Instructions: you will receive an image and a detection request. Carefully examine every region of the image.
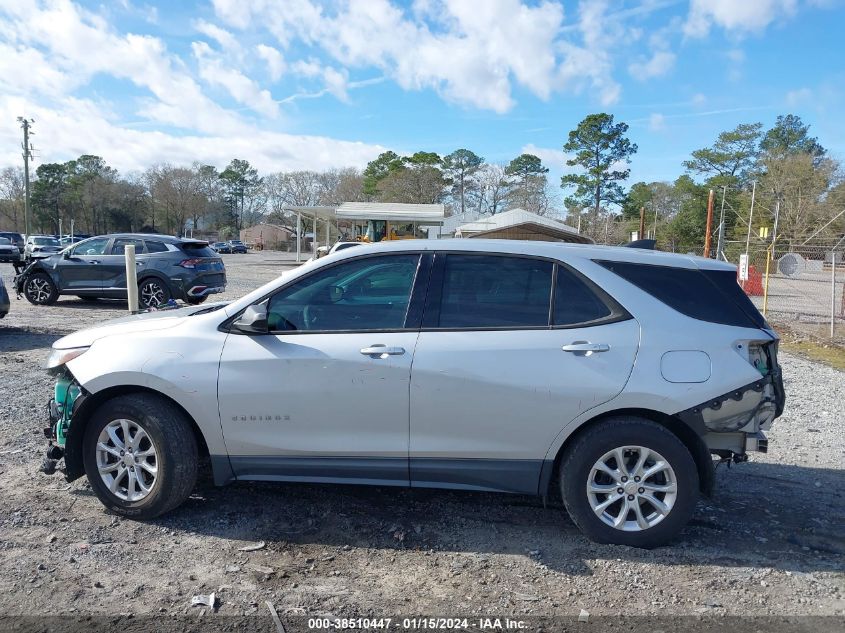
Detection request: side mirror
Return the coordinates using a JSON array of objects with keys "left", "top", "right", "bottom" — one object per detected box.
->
[
  {"left": 233, "top": 304, "right": 268, "bottom": 334},
  {"left": 63, "top": 250, "right": 71, "bottom": 259}
]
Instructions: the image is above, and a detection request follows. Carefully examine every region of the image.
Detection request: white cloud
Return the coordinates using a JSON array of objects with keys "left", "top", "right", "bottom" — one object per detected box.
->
[
  {"left": 192, "top": 41, "right": 280, "bottom": 118},
  {"left": 648, "top": 112, "right": 666, "bottom": 131},
  {"left": 256, "top": 44, "right": 286, "bottom": 81},
  {"left": 212, "top": 0, "right": 623, "bottom": 112},
  {"left": 684, "top": 0, "right": 798, "bottom": 37},
  {"left": 628, "top": 50, "right": 676, "bottom": 81},
  {"left": 521, "top": 144, "right": 572, "bottom": 171},
  {"left": 785, "top": 87, "right": 813, "bottom": 106},
  {"left": 193, "top": 19, "right": 238, "bottom": 50},
  {"left": 0, "top": 93, "right": 385, "bottom": 174},
  {"left": 0, "top": 0, "right": 386, "bottom": 174}
]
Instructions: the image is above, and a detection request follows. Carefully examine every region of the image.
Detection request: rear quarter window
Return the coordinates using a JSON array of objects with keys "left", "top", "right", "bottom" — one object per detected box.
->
[
  {"left": 145, "top": 240, "right": 169, "bottom": 253},
  {"left": 596, "top": 260, "right": 768, "bottom": 329},
  {"left": 179, "top": 242, "right": 218, "bottom": 258}
]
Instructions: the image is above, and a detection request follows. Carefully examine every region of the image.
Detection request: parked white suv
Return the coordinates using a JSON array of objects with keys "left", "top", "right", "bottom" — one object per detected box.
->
[{"left": 43, "top": 240, "right": 783, "bottom": 548}]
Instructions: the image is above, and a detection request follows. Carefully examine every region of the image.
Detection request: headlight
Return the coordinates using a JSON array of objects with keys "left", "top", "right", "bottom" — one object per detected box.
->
[{"left": 46, "top": 346, "right": 90, "bottom": 370}]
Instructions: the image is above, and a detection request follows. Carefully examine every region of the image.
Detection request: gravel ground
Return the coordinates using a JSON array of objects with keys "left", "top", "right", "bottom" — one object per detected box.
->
[{"left": 0, "top": 252, "right": 842, "bottom": 621}]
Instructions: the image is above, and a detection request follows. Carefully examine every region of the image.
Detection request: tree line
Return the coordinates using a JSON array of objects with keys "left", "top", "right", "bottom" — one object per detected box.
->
[{"left": 0, "top": 112, "right": 842, "bottom": 252}]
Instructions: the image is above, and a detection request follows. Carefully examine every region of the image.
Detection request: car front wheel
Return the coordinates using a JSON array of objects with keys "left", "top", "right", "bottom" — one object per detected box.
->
[
  {"left": 23, "top": 272, "right": 59, "bottom": 305},
  {"left": 559, "top": 416, "right": 699, "bottom": 548},
  {"left": 82, "top": 394, "right": 198, "bottom": 519}
]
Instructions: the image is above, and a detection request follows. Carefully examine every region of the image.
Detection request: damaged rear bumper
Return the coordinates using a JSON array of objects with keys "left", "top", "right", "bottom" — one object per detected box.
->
[{"left": 677, "top": 360, "right": 785, "bottom": 457}]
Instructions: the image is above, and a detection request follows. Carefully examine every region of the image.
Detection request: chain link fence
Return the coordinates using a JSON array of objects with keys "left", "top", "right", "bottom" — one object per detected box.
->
[{"left": 721, "top": 239, "right": 845, "bottom": 344}]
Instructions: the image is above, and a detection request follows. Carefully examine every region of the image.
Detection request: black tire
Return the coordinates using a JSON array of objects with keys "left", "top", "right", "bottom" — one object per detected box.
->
[
  {"left": 559, "top": 416, "right": 699, "bottom": 548},
  {"left": 184, "top": 295, "right": 208, "bottom": 305},
  {"left": 138, "top": 277, "right": 171, "bottom": 309},
  {"left": 82, "top": 393, "right": 198, "bottom": 519},
  {"left": 23, "top": 272, "right": 59, "bottom": 305}
]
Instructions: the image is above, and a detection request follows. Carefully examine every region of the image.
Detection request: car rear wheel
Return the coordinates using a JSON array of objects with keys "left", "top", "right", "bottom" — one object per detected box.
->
[
  {"left": 138, "top": 278, "right": 171, "bottom": 309},
  {"left": 23, "top": 272, "right": 59, "bottom": 305},
  {"left": 559, "top": 416, "right": 699, "bottom": 548},
  {"left": 82, "top": 394, "right": 198, "bottom": 519}
]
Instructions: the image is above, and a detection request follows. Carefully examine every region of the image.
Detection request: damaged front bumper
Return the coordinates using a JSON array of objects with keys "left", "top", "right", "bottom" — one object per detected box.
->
[{"left": 41, "top": 372, "right": 82, "bottom": 476}]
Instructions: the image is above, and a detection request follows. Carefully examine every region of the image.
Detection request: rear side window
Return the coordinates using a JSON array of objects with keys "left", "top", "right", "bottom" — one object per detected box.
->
[
  {"left": 596, "top": 260, "right": 768, "bottom": 329},
  {"left": 179, "top": 242, "right": 217, "bottom": 258},
  {"left": 111, "top": 238, "right": 146, "bottom": 255},
  {"left": 434, "top": 255, "right": 553, "bottom": 329},
  {"left": 553, "top": 265, "right": 615, "bottom": 326},
  {"left": 145, "top": 240, "right": 168, "bottom": 253}
]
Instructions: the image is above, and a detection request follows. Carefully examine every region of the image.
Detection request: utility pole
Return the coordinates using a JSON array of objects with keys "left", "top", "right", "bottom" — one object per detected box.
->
[
  {"left": 638, "top": 206, "right": 645, "bottom": 241},
  {"left": 715, "top": 186, "right": 727, "bottom": 261},
  {"left": 17, "top": 117, "right": 34, "bottom": 237},
  {"left": 744, "top": 181, "right": 757, "bottom": 259},
  {"left": 703, "top": 189, "right": 715, "bottom": 258}
]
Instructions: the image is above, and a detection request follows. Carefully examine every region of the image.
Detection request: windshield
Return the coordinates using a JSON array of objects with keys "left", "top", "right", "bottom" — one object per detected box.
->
[{"left": 34, "top": 237, "right": 60, "bottom": 246}]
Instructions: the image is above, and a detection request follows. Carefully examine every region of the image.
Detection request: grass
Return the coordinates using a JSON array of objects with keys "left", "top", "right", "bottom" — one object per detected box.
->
[{"left": 779, "top": 338, "right": 845, "bottom": 371}]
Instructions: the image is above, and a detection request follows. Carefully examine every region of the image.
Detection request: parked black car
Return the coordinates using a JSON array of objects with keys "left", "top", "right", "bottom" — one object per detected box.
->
[
  {"left": 228, "top": 239, "right": 247, "bottom": 253},
  {"left": 0, "top": 231, "right": 24, "bottom": 252},
  {"left": 0, "top": 237, "right": 21, "bottom": 263},
  {"left": 212, "top": 241, "right": 233, "bottom": 253},
  {"left": 15, "top": 233, "right": 226, "bottom": 308}
]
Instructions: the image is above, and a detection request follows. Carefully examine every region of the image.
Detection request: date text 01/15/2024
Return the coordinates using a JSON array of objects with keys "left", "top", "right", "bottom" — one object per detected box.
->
[{"left": 306, "top": 618, "right": 528, "bottom": 630}]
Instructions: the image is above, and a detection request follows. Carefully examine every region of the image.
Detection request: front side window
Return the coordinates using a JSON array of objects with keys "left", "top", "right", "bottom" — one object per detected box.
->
[
  {"left": 267, "top": 254, "right": 420, "bottom": 332},
  {"left": 71, "top": 237, "right": 109, "bottom": 256},
  {"left": 435, "top": 255, "right": 553, "bottom": 328}
]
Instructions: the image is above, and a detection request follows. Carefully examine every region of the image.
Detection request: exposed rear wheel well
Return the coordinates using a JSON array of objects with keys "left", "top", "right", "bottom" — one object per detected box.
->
[
  {"left": 65, "top": 385, "right": 210, "bottom": 481},
  {"left": 548, "top": 408, "right": 714, "bottom": 499}
]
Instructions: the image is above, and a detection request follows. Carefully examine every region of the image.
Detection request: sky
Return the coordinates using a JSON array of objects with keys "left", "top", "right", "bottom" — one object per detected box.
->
[{"left": 1, "top": 0, "right": 844, "bottom": 190}]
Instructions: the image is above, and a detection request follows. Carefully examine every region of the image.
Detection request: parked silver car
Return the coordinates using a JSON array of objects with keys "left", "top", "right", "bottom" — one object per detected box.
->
[
  {"left": 24, "top": 235, "right": 63, "bottom": 261},
  {"left": 41, "top": 240, "right": 783, "bottom": 547}
]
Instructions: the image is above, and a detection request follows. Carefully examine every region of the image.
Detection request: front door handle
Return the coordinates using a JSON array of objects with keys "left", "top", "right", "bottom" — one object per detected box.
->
[
  {"left": 562, "top": 342, "right": 610, "bottom": 354},
  {"left": 90, "top": 260, "right": 101, "bottom": 265},
  {"left": 360, "top": 345, "right": 406, "bottom": 358}
]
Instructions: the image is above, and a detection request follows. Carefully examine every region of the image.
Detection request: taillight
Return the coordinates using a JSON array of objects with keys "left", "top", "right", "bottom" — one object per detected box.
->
[{"left": 178, "top": 258, "right": 203, "bottom": 269}]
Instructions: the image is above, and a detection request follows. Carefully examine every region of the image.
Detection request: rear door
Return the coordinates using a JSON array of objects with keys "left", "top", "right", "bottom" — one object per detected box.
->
[
  {"left": 99, "top": 237, "right": 148, "bottom": 297},
  {"left": 409, "top": 253, "right": 640, "bottom": 494}
]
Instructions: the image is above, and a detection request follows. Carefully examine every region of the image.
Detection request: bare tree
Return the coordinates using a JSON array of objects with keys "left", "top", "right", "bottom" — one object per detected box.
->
[{"left": 477, "top": 164, "right": 511, "bottom": 215}]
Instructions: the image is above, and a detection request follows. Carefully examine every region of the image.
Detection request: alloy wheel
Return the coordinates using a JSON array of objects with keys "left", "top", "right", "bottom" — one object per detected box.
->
[
  {"left": 139, "top": 280, "right": 166, "bottom": 307},
  {"left": 26, "top": 277, "right": 53, "bottom": 303},
  {"left": 95, "top": 418, "right": 159, "bottom": 502},
  {"left": 586, "top": 445, "right": 678, "bottom": 532}
]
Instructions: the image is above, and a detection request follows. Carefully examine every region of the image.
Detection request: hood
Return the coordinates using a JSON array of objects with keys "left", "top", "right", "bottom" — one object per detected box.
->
[{"left": 53, "top": 302, "right": 228, "bottom": 349}]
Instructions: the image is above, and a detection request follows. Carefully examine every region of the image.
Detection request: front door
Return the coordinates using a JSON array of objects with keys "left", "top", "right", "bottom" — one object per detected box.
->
[
  {"left": 56, "top": 236, "right": 111, "bottom": 293},
  {"left": 217, "top": 252, "right": 425, "bottom": 486},
  {"left": 409, "top": 253, "right": 640, "bottom": 494}
]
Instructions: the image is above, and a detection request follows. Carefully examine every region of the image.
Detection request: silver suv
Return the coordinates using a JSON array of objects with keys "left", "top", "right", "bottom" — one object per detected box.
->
[{"left": 42, "top": 240, "right": 783, "bottom": 548}]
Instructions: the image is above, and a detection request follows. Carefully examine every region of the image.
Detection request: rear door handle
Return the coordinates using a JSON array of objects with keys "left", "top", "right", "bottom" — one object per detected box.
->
[
  {"left": 562, "top": 342, "right": 610, "bottom": 354},
  {"left": 360, "top": 345, "right": 406, "bottom": 357}
]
